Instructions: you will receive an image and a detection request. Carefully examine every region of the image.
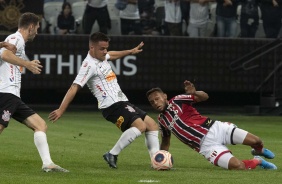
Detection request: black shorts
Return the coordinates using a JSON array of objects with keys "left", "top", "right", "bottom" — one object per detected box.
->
[
  {"left": 0, "top": 93, "right": 35, "bottom": 127},
  {"left": 101, "top": 101, "right": 147, "bottom": 132}
]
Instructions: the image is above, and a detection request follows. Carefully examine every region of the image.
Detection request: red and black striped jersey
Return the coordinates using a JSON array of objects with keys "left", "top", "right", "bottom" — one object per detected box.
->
[{"left": 158, "top": 94, "right": 214, "bottom": 152}]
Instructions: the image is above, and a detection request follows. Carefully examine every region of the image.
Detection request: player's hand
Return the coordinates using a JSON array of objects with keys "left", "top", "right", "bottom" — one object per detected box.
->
[
  {"left": 48, "top": 109, "right": 62, "bottom": 123},
  {"left": 131, "top": 42, "right": 144, "bottom": 55},
  {"left": 27, "top": 60, "right": 42, "bottom": 74},
  {"left": 184, "top": 80, "right": 196, "bottom": 94},
  {"left": 3, "top": 42, "right": 17, "bottom": 54}
]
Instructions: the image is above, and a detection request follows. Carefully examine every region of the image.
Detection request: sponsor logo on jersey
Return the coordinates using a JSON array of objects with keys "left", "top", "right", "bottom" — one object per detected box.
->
[
  {"left": 125, "top": 105, "right": 135, "bottom": 112},
  {"left": 9, "top": 76, "right": 14, "bottom": 82},
  {"left": 118, "top": 91, "right": 123, "bottom": 98},
  {"left": 116, "top": 116, "right": 124, "bottom": 129},
  {"left": 105, "top": 71, "right": 116, "bottom": 82},
  {"left": 80, "top": 66, "right": 91, "bottom": 83},
  {"left": 96, "top": 84, "right": 107, "bottom": 98},
  {"left": 2, "top": 110, "right": 11, "bottom": 122},
  {"left": 9, "top": 65, "right": 14, "bottom": 82}
]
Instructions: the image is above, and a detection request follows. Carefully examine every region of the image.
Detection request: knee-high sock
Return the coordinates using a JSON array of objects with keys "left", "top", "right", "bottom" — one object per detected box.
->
[
  {"left": 110, "top": 127, "right": 142, "bottom": 155},
  {"left": 145, "top": 131, "right": 160, "bottom": 158},
  {"left": 34, "top": 131, "right": 53, "bottom": 165}
]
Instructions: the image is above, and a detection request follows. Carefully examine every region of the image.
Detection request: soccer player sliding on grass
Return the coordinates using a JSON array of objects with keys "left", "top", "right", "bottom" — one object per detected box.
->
[{"left": 146, "top": 80, "right": 277, "bottom": 170}]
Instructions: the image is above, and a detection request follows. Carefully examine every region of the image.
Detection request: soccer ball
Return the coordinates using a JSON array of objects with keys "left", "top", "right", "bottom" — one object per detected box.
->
[{"left": 151, "top": 150, "right": 173, "bottom": 170}]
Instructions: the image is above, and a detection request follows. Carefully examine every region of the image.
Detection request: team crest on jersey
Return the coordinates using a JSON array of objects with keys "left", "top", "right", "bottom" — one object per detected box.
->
[
  {"left": 125, "top": 105, "right": 135, "bottom": 112},
  {"left": 116, "top": 116, "right": 124, "bottom": 129},
  {"left": 83, "top": 62, "right": 88, "bottom": 67},
  {"left": 2, "top": 110, "right": 11, "bottom": 122}
]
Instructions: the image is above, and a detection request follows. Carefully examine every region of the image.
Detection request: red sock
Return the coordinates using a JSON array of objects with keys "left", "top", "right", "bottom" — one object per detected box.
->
[{"left": 242, "top": 159, "right": 260, "bottom": 170}]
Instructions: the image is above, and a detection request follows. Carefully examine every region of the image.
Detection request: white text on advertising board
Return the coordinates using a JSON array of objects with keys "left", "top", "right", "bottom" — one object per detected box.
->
[{"left": 22, "top": 54, "right": 137, "bottom": 76}]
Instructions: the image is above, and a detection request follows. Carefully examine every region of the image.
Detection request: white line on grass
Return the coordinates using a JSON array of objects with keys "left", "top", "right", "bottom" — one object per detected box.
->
[{"left": 138, "top": 179, "right": 160, "bottom": 183}]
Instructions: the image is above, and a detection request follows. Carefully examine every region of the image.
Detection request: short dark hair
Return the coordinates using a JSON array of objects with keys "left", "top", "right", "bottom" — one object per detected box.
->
[
  {"left": 146, "top": 87, "right": 164, "bottom": 98},
  {"left": 89, "top": 32, "right": 110, "bottom": 44},
  {"left": 18, "top": 12, "right": 40, "bottom": 29}
]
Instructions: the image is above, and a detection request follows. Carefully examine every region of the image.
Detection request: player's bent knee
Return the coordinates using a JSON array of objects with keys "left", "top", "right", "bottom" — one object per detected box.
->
[
  {"left": 25, "top": 114, "right": 48, "bottom": 132},
  {"left": 138, "top": 123, "right": 147, "bottom": 133},
  {"left": 147, "top": 122, "right": 158, "bottom": 131},
  {"left": 243, "top": 133, "right": 262, "bottom": 146},
  {"left": 131, "top": 119, "right": 147, "bottom": 133},
  {"left": 144, "top": 116, "right": 159, "bottom": 131},
  {"left": 36, "top": 121, "right": 48, "bottom": 132}
]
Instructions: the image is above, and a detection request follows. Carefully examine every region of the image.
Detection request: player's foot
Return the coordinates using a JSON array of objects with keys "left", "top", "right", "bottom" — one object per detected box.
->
[
  {"left": 103, "top": 152, "right": 118, "bottom": 168},
  {"left": 254, "top": 156, "right": 277, "bottom": 170},
  {"left": 42, "top": 163, "right": 69, "bottom": 172},
  {"left": 251, "top": 148, "right": 275, "bottom": 159}
]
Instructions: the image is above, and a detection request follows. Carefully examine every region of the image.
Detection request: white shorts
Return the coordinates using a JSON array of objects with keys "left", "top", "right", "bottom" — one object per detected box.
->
[{"left": 199, "top": 120, "right": 248, "bottom": 169}]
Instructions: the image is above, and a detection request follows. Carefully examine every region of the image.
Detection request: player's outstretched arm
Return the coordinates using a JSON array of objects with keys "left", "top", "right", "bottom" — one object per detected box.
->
[
  {"left": 1, "top": 50, "right": 42, "bottom": 74},
  {"left": 184, "top": 80, "right": 209, "bottom": 102},
  {"left": 160, "top": 135, "right": 171, "bottom": 151},
  {"left": 48, "top": 84, "right": 81, "bottom": 123},
  {"left": 108, "top": 41, "right": 144, "bottom": 61},
  {"left": 0, "top": 42, "right": 17, "bottom": 53}
]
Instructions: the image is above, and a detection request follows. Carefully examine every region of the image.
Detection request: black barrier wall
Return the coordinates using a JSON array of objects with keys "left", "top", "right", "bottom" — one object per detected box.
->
[{"left": 0, "top": 34, "right": 281, "bottom": 106}]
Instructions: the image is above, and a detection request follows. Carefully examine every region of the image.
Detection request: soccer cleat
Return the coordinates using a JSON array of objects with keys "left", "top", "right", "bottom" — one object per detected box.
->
[
  {"left": 254, "top": 156, "right": 277, "bottom": 170},
  {"left": 42, "top": 163, "right": 69, "bottom": 172},
  {"left": 103, "top": 152, "right": 118, "bottom": 168},
  {"left": 251, "top": 148, "right": 275, "bottom": 159}
]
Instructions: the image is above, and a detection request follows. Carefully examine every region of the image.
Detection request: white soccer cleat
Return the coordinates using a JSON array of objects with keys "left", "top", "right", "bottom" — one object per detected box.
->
[{"left": 42, "top": 163, "right": 69, "bottom": 172}]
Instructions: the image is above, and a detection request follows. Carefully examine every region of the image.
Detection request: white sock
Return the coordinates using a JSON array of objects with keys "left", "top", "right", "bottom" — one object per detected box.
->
[
  {"left": 34, "top": 131, "right": 53, "bottom": 166},
  {"left": 145, "top": 131, "right": 160, "bottom": 158},
  {"left": 110, "top": 127, "right": 142, "bottom": 155}
]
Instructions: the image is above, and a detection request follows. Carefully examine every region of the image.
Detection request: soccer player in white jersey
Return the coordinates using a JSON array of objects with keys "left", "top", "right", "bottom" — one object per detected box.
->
[
  {"left": 147, "top": 80, "right": 277, "bottom": 170},
  {"left": 48, "top": 32, "right": 160, "bottom": 168},
  {"left": 0, "top": 12, "right": 69, "bottom": 173}
]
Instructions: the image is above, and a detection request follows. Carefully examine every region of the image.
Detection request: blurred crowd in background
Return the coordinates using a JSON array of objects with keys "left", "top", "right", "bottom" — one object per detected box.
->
[{"left": 1, "top": 0, "right": 282, "bottom": 38}]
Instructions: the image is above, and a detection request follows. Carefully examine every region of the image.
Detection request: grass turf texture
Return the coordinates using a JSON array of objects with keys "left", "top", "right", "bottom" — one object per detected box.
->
[{"left": 0, "top": 111, "right": 281, "bottom": 184}]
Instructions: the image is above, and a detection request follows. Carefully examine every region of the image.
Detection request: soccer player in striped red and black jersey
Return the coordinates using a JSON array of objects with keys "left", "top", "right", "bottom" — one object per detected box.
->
[{"left": 146, "top": 80, "right": 277, "bottom": 170}]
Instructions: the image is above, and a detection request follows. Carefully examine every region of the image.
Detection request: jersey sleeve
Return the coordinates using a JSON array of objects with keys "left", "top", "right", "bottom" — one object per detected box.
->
[
  {"left": 1, "top": 33, "right": 25, "bottom": 59},
  {"left": 173, "top": 94, "right": 195, "bottom": 103},
  {"left": 73, "top": 60, "right": 95, "bottom": 87},
  {"left": 5, "top": 34, "right": 25, "bottom": 57}
]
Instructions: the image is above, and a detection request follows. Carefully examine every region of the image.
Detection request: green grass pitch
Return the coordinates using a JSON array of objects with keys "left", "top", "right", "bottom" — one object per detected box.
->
[{"left": 0, "top": 111, "right": 281, "bottom": 184}]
